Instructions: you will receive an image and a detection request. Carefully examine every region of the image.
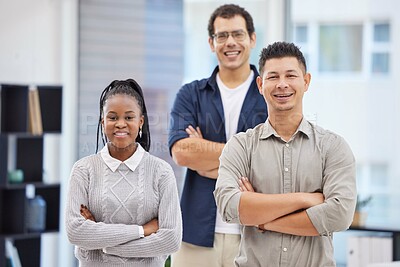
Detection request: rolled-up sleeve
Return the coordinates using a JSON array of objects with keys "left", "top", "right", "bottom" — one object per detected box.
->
[
  {"left": 214, "top": 134, "right": 250, "bottom": 224},
  {"left": 306, "top": 134, "right": 357, "bottom": 235}
]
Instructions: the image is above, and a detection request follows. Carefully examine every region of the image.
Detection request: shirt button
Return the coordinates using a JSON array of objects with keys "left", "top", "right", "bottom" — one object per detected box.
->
[
  {"left": 283, "top": 247, "right": 288, "bottom": 252},
  {"left": 284, "top": 168, "right": 289, "bottom": 172},
  {"left": 285, "top": 143, "right": 289, "bottom": 147}
]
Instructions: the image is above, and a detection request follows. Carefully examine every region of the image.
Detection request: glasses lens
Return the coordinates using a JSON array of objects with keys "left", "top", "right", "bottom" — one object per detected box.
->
[
  {"left": 214, "top": 30, "right": 246, "bottom": 43},
  {"left": 215, "top": 32, "right": 228, "bottom": 43},
  {"left": 232, "top": 30, "right": 246, "bottom": 41}
]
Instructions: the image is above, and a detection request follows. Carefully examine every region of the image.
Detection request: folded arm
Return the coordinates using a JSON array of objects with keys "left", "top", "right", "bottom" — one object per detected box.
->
[
  {"left": 66, "top": 164, "right": 141, "bottom": 250},
  {"left": 171, "top": 125, "right": 224, "bottom": 178},
  {"left": 239, "top": 177, "right": 321, "bottom": 236},
  {"left": 80, "top": 205, "right": 159, "bottom": 236},
  {"left": 103, "top": 167, "right": 182, "bottom": 257}
]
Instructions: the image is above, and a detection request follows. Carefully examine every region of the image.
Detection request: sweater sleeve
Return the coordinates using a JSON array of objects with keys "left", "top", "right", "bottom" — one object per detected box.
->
[
  {"left": 65, "top": 158, "right": 141, "bottom": 250},
  {"left": 103, "top": 163, "right": 182, "bottom": 257}
]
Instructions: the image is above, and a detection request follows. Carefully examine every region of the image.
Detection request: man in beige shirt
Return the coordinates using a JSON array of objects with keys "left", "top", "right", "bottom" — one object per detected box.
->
[{"left": 214, "top": 41, "right": 357, "bottom": 267}]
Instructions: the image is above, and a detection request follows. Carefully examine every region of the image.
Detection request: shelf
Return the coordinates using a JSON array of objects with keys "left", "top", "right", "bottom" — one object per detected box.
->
[
  {"left": 37, "top": 85, "right": 63, "bottom": 133},
  {"left": 349, "top": 226, "right": 400, "bottom": 261},
  {"left": 0, "top": 83, "right": 62, "bottom": 266},
  {"left": 0, "top": 84, "right": 62, "bottom": 134},
  {"left": 0, "top": 135, "right": 44, "bottom": 186},
  {"left": 0, "top": 84, "right": 29, "bottom": 133},
  {"left": 0, "top": 236, "right": 41, "bottom": 267},
  {"left": 0, "top": 184, "right": 60, "bottom": 235}
]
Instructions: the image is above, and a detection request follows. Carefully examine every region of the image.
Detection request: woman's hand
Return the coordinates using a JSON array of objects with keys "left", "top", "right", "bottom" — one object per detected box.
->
[
  {"left": 143, "top": 218, "right": 159, "bottom": 236},
  {"left": 80, "top": 204, "right": 96, "bottom": 222}
]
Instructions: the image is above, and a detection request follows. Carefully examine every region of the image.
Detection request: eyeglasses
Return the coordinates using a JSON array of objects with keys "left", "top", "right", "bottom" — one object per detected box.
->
[{"left": 212, "top": 30, "right": 247, "bottom": 43}]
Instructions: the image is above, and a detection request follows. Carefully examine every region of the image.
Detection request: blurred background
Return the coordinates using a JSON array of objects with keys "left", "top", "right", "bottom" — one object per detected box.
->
[{"left": 0, "top": 0, "right": 399, "bottom": 266}]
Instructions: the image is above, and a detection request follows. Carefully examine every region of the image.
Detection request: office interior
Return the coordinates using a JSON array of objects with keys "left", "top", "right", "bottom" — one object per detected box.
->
[{"left": 0, "top": 0, "right": 399, "bottom": 266}]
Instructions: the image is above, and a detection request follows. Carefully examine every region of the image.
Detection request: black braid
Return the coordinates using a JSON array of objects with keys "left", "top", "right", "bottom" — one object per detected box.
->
[{"left": 95, "top": 79, "right": 151, "bottom": 153}]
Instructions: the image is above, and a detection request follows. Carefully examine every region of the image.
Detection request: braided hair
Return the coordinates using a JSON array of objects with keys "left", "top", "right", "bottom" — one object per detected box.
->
[{"left": 95, "top": 79, "right": 151, "bottom": 152}]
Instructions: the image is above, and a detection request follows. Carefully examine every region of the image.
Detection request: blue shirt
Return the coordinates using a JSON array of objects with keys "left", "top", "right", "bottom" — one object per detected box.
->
[{"left": 168, "top": 65, "right": 268, "bottom": 247}]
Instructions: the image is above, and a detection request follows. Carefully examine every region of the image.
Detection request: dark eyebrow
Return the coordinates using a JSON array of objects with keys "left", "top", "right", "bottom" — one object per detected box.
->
[
  {"left": 106, "top": 111, "right": 136, "bottom": 114},
  {"left": 266, "top": 70, "right": 298, "bottom": 75},
  {"left": 286, "top": 70, "right": 298, "bottom": 73},
  {"left": 266, "top": 71, "right": 279, "bottom": 76}
]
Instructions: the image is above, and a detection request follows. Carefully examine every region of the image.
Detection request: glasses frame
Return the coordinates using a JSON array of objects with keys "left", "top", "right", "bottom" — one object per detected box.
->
[{"left": 212, "top": 30, "right": 247, "bottom": 44}]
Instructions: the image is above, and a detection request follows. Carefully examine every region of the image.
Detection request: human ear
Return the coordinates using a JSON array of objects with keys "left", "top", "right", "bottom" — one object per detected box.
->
[
  {"left": 250, "top": 32, "right": 256, "bottom": 48},
  {"left": 209, "top": 37, "right": 216, "bottom": 52},
  {"left": 256, "top": 76, "right": 263, "bottom": 94},
  {"left": 304, "top": 73, "right": 311, "bottom": 92}
]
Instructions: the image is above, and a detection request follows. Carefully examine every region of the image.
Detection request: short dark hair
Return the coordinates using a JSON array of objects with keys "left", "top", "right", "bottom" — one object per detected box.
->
[
  {"left": 258, "top": 42, "right": 307, "bottom": 75},
  {"left": 96, "top": 79, "right": 151, "bottom": 152},
  {"left": 207, "top": 4, "right": 255, "bottom": 38}
]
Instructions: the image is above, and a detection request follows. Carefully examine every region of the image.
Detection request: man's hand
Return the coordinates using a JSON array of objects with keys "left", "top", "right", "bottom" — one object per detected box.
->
[
  {"left": 80, "top": 204, "right": 96, "bottom": 222},
  {"left": 185, "top": 125, "right": 219, "bottom": 179},
  {"left": 238, "top": 177, "right": 255, "bottom": 192},
  {"left": 185, "top": 125, "right": 203, "bottom": 138},
  {"left": 143, "top": 218, "right": 159, "bottom": 236}
]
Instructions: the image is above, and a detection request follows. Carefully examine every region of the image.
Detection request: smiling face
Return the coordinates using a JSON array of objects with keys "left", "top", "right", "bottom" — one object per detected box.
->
[
  {"left": 102, "top": 94, "right": 144, "bottom": 160},
  {"left": 257, "top": 57, "right": 311, "bottom": 117},
  {"left": 209, "top": 15, "right": 256, "bottom": 73}
]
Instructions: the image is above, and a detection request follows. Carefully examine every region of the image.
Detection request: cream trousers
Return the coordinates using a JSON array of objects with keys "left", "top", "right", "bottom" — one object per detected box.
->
[{"left": 171, "top": 233, "right": 240, "bottom": 267}]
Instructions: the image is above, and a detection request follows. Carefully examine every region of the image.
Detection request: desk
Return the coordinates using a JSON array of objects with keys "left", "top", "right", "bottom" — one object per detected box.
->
[{"left": 349, "top": 226, "right": 400, "bottom": 261}]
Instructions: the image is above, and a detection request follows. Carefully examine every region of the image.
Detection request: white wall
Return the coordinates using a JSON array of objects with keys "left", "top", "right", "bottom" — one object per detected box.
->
[
  {"left": 0, "top": 0, "right": 61, "bottom": 84},
  {"left": 0, "top": 0, "right": 78, "bottom": 266}
]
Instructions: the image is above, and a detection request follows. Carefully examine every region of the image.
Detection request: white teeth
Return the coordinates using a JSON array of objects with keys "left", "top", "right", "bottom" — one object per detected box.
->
[
  {"left": 275, "top": 93, "right": 293, "bottom": 97},
  {"left": 225, "top": 51, "right": 239, "bottom": 56},
  {"left": 115, "top": 132, "right": 128, "bottom": 136}
]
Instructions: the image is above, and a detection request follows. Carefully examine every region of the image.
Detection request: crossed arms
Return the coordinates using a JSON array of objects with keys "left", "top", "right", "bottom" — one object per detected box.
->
[
  {"left": 238, "top": 177, "right": 324, "bottom": 236},
  {"left": 214, "top": 132, "right": 357, "bottom": 237},
  {"left": 171, "top": 126, "right": 224, "bottom": 179},
  {"left": 80, "top": 204, "right": 159, "bottom": 236}
]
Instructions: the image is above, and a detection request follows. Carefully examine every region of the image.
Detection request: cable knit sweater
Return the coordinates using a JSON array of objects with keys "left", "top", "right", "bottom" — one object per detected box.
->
[{"left": 65, "top": 144, "right": 182, "bottom": 267}]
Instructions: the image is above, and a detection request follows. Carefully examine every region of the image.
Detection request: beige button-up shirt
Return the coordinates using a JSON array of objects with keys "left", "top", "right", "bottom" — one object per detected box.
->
[{"left": 214, "top": 119, "right": 357, "bottom": 267}]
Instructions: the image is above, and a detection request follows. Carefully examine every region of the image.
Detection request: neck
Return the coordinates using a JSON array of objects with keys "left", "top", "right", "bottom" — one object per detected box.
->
[
  {"left": 218, "top": 64, "right": 251, "bottom": 89},
  {"left": 268, "top": 111, "right": 303, "bottom": 142}
]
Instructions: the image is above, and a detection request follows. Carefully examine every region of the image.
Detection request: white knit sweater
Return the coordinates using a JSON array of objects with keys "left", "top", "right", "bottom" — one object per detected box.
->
[{"left": 65, "top": 145, "right": 182, "bottom": 267}]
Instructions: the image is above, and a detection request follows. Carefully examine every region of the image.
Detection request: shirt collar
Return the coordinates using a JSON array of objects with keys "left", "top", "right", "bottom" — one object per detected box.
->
[
  {"left": 260, "top": 117, "right": 312, "bottom": 140},
  {"left": 100, "top": 143, "right": 145, "bottom": 172}
]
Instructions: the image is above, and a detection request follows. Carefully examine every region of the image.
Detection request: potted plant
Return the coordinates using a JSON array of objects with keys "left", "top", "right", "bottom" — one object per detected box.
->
[{"left": 351, "top": 195, "right": 373, "bottom": 227}]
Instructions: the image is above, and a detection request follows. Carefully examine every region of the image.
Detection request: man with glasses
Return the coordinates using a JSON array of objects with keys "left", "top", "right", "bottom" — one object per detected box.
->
[{"left": 168, "top": 4, "right": 267, "bottom": 267}]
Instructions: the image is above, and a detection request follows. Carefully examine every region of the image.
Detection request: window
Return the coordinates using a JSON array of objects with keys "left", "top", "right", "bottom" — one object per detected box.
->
[
  {"left": 293, "top": 25, "right": 309, "bottom": 69},
  {"left": 372, "top": 53, "right": 389, "bottom": 73},
  {"left": 373, "top": 23, "right": 390, "bottom": 42},
  {"left": 371, "top": 22, "right": 390, "bottom": 74},
  {"left": 295, "top": 25, "right": 308, "bottom": 43},
  {"left": 357, "top": 163, "right": 391, "bottom": 225},
  {"left": 318, "top": 24, "right": 363, "bottom": 72}
]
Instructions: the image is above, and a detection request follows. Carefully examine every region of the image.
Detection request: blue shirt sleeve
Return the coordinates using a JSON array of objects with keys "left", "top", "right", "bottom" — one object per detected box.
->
[{"left": 168, "top": 85, "right": 197, "bottom": 154}]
